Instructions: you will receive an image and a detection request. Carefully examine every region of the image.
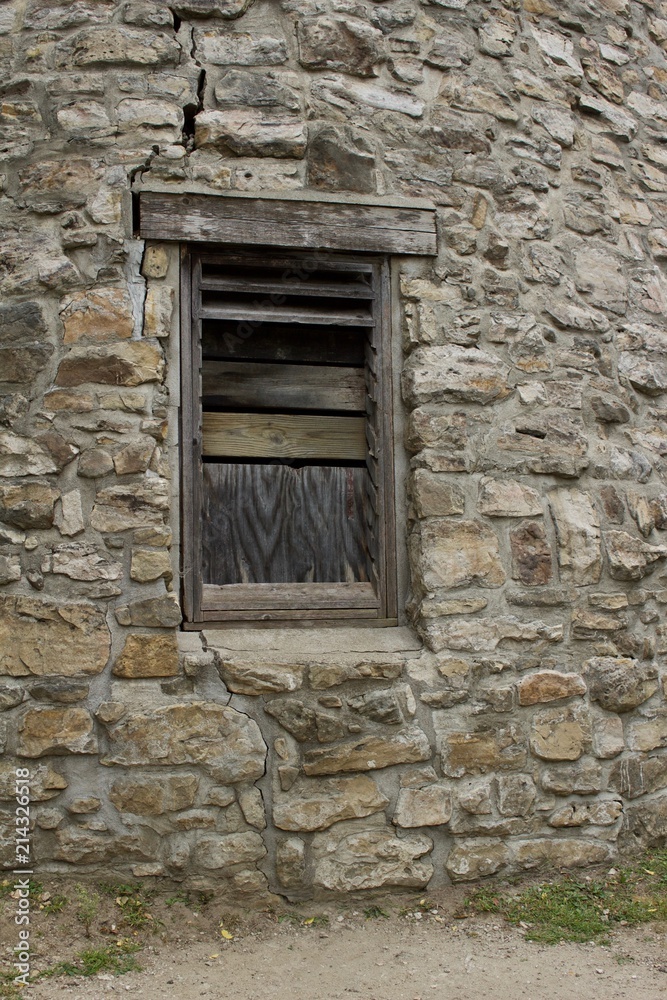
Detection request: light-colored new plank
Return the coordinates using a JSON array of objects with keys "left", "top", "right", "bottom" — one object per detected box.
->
[{"left": 202, "top": 412, "right": 366, "bottom": 460}]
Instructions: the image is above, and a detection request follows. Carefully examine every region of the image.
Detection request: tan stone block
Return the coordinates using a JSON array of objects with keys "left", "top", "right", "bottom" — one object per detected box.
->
[
  {"left": 130, "top": 548, "right": 172, "bottom": 583},
  {"left": 217, "top": 658, "right": 304, "bottom": 695},
  {"left": 513, "top": 838, "right": 612, "bottom": 871},
  {"left": 60, "top": 288, "right": 134, "bottom": 344},
  {"left": 410, "top": 471, "right": 465, "bottom": 517},
  {"left": 101, "top": 702, "right": 267, "bottom": 784},
  {"left": 478, "top": 478, "right": 542, "bottom": 517},
  {"left": 518, "top": 670, "right": 586, "bottom": 706},
  {"left": 445, "top": 838, "right": 509, "bottom": 882},
  {"left": 90, "top": 476, "right": 170, "bottom": 532},
  {"left": 56, "top": 341, "right": 164, "bottom": 388},
  {"left": 312, "top": 818, "right": 433, "bottom": 891},
  {"left": 0, "top": 762, "right": 67, "bottom": 801},
  {"left": 0, "top": 596, "right": 110, "bottom": 677},
  {"left": 418, "top": 519, "right": 506, "bottom": 591},
  {"left": 141, "top": 245, "right": 169, "bottom": 278},
  {"left": 194, "top": 831, "right": 266, "bottom": 870},
  {"left": 110, "top": 773, "right": 198, "bottom": 815},
  {"left": 143, "top": 283, "right": 174, "bottom": 338},
  {"left": 303, "top": 727, "right": 431, "bottom": 776},
  {"left": 402, "top": 346, "right": 511, "bottom": 406},
  {"left": 114, "top": 595, "right": 181, "bottom": 627},
  {"left": 393, "top": 785, "right": 451, "bottom": 828},
  {"left": 604, "top": 530, "right": 667, "bottom": 581},
  {"left": 442, "top": 726, "right": 526, "bottom": 777},
  {"left": 510, "top": 521, "right": 553, "bottom": 586},
  {"left": 625, "top": 714, "right": 667, "bottom": 752},
  {"left": 548, "top": 489, "right": 601, "bottom": 585},
  {"left": 530, "top": 706, "right": 590, "bottom": 761},
  {"left": 274, "top": 775, "right": 388, "bottom": 832},
  {"left": 44, "top": 389, "right": 94, "bottom": 413},
  {"left": 113, "top": 438, "right": 156, "bottom": 475},
  {"left": 308, "top": 659, "right": 403, "bottom": 690},
  {"left": 56, "top": 489, "right": 85, "bottom": 537},
  {"left": 18, "top": 706, "right": 97, "bottom": 757},
  {"left": 113, "top": 633, "right": 178, "bottom": 678}
]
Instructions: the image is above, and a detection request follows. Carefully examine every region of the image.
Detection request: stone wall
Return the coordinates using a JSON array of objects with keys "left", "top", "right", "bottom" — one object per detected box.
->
[{"left": 1, "top": 0, "right": 667, "bottom": 896}]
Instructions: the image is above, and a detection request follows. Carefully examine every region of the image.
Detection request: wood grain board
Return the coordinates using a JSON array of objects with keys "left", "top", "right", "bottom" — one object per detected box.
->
[
  {"left": 202, "top": 463, "right": 374, "bottom": 587},
  {"left": 139, "top": 192, "right": 437, "bottom": 255},
  {"left": 200, "top": 300, "right": 374, "bottom": 326},
  {"left": 202, "top": 360, "right": 366, "bottom": 411},
  {"left": 202, "top": 412, "right": 366, "bottom": 459},
  {"left": 202, "top": 323, "right": 366, "bottom": 366},
  {"left": 201, "top": 582, "right": 378, "bottom": 611}
]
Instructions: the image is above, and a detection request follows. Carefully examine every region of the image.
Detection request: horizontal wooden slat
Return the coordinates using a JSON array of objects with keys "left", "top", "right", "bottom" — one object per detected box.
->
[
  {"left": 199, "top": 277, "right": 374, "bottom": 299},
  {"left": 202, "top": 361, "right": 366, "bottom": 411},
  {"left": 139, "top": 193, "right": 437, "bottom": 255},
  {"left": 202, "top": 412, "right": 366, "bottom": 459},
  {"left": 202, "top": 324, "right": 366, "bottom": 366},
  {"left": 186, "top": 616, "right": 398, "bottom": 626},
  {"left": 201, "top": 582, "right": 379, "bottom": 611},
  {"left": 200, "top": 301, "right": 374, "bottom": 327}
]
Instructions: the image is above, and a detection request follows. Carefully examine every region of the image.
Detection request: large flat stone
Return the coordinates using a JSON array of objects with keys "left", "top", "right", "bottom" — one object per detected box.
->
[
  {"left": 273, "top": 775, "right": 388, "bottom": 831},
  {"left": 403, "top": 346, "right": 511, "bottom": 406},
  {"left": 217, "top": 658, "right": 304, "bottom": 695},
  {"left": 312, "top": 817, "right": 433, "bottom": 891},
  {"left": 584, "top": 656, "right": 658, "bottom": 713},
  {"left": 417, "top": 519, "right": 506, "bottom": 590},
  {"left": 548, "top": 489, "right": 602, "bottom": 585},
  {"left": 90, "top": 476, "right": 170, "bottom": 532},
  {"left": 109, "top": 773, "right": 198, "bottom": 814},
  {"left": 112, "top": 633, "right": 179, "bottom": 678},
  {"left": 303, "top": 727, "right": 431, "bottom": 776},
  {"left": 56, "top": 341, "right": 164, "bottom": 387},
  {"left": 18, "top": 706, "right": 98, "bottom": 757},
  {"left": 0, "top": 596, "right": 110, "bottom": 677},
  {"left": 60, "top": 287, "right": 134, "bottom": 344},
  {"left": 101, "top": 702, "right": 267, "bottom": 783}
]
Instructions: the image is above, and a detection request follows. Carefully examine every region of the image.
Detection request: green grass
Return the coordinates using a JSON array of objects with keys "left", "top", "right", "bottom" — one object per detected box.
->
[
  {"left": 42, "top": 893, "right": 68, "bottom": 915},
  {"left": 40, "top": 941, "right": 141, "bottom": 979},
  {"left": 364, "top": 905, "right": 390, "bottom": 919},
  {"left": 464, "top": 849, "right": 667, "bottom": 944}
]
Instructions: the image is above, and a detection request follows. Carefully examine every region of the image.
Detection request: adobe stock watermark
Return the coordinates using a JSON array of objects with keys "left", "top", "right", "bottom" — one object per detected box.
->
[{"left": 12, "top": 767, "right": 32, "bottom": 988}]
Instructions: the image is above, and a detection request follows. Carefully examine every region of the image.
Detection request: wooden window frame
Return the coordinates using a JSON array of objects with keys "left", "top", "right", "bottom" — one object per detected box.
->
[
  {"left": 137, "top": 190, "right": 436, "bottom": 629},
  {"left": 180, "top": 246, "right": 398, "bottom": 628}
]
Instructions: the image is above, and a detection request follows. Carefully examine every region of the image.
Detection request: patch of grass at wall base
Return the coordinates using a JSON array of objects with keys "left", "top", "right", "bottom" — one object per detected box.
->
[
  {"left": 40, "top": 940, "right": 142, "bottom": 979},
  {"left": 464, "top": 849, "right": 667, "bottom": 944}
]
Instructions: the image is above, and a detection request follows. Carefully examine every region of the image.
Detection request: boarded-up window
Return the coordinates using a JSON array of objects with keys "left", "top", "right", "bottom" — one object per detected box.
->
[{"left": 180, "top": 248, "right": 397, "bottom": 625}]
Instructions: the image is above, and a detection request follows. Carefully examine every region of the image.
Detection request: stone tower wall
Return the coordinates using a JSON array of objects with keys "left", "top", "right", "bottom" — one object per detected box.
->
[{"left": 1, "top": 0, "right": 667, "bottom": 895}]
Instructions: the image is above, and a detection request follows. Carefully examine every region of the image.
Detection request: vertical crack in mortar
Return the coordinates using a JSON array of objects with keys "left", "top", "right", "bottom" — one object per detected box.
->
[{"left": 182, "top": 68, "right": 206, "bottom": 147}]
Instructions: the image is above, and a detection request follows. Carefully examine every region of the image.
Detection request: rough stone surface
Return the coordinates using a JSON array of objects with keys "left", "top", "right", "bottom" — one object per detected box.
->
[
  {"left": 518, "top": 671, "right": 587, "bottom": 706},
  {"left": 0, "top": 597, "right": 110, "bottom": 677},
  {"left": 112, "top": 633, "right": 179, "bottom": 678},
  {"left": 303, "top": 727, "right": 431, "bottom": 776},
  {"left": 584, "top": 657, "right": 659, "bottom": 713},
  {"left": 101, "top": 703, "right": 267, "bottom": 783},
  {"left": 312, "top": 819, "right": 433, "bottom": 891},
  {"left": 530, "top": 707, "right": 590, "bottom": 762},
  {"left": 273, "top": 776, "right": 388, "bottom": 832},
  {"left": 18, "top": 706, "right": 97, "bottom": 757},
  {"left": 416, "top": 519, "right": 506, "bottom": 591}
]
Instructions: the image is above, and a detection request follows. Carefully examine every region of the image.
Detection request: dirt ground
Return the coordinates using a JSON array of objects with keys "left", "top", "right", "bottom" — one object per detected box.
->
[{"left": 3, "top": 883, "right": 667, "bottom": 1000}]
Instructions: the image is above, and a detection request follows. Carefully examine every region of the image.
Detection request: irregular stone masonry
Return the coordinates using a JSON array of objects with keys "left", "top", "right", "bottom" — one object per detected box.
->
[{"left": 1, "top": 0, "right": 667, "bottom": 896}]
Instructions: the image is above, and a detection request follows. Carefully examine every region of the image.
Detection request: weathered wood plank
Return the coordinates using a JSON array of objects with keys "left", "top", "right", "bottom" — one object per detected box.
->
[
  {"left": 139, "top": 193, "right": 437, "bottom": 255},
  {"left": 202, "top": 323, "right": 365, "bottom": 366},
  {"left": 201, "top": 582, "right": 378, "bottom": 611},
  {"left": 199, "top": 276, "right": 374, "bottom": 299},
  {"left": 200, "top": 300, "right": 374, "bottom": 327},
  {"left": 202, "top": 413, "right": 366, "bottom": 460},
  {"left": 202, "top": 361, "right": 366, "bottom": 411},
  {"left": 201, "top": 463, "right": 373, "bottom": 586}
]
